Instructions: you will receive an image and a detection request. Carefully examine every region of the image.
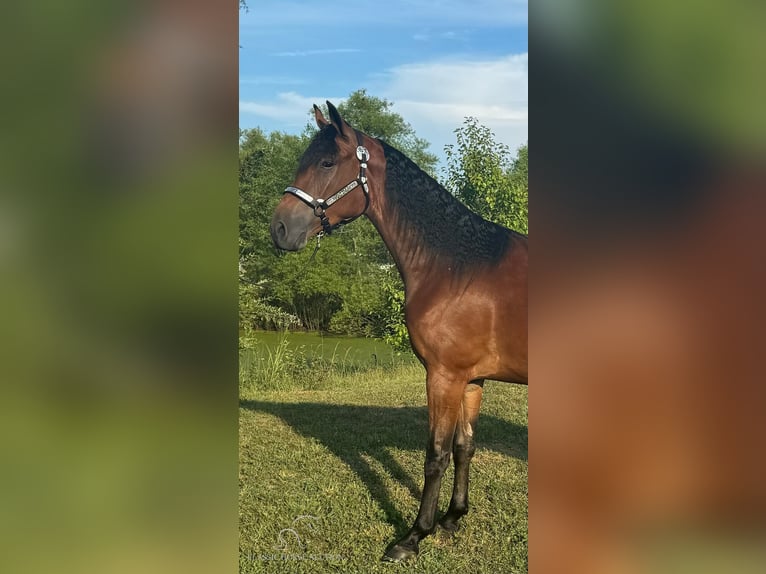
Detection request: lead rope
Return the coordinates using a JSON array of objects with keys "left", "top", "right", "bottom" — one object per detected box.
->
[
  {"left": 292, "top": 231, "right": 323, "bottom": 283},
  {"left": 283, "top": 231, "right": 324, "bottom": 325},
  {"left": 306, "top": 232, "right": 323, "bottom": 266}
]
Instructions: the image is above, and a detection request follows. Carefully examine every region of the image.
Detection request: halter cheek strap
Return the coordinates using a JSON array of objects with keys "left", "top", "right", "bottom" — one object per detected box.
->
[{"left": 283, "top": 129, "right": 370, "bottom": 235}]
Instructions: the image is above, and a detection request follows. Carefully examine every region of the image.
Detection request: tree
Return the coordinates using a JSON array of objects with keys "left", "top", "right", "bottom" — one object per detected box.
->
[
  {"left": 444, "top": 117, "right": 528, "bottom": 233},
  {"left": 239, "top": 128, "right": 310, "bottom": 281},
  {"left": 238, "top": 128, "right": 350, "bottom": 331},
  {"left": 505, "top": 144, "right": 528, "bottom": 233}
]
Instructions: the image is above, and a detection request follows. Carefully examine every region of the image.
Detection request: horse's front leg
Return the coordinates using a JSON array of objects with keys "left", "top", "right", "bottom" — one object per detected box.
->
[{"left": 382, "top": 370, "right": 466, "bottom": 562}]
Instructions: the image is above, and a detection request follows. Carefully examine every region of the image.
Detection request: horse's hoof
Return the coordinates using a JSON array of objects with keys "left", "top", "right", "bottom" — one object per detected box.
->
[
  {"left": 437, "top": 519, "right": 460, "bottom": 537},
  {"left": 381, "top": 544, "right": 418, "bottom": 563}
]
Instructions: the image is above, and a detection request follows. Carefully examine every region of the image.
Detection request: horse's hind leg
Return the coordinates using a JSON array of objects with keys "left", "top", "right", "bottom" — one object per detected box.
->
[
  {"left": 382, "top": 370, "right": 466, "bottom": 562},
  {"left": 439, "top": 379, "right": 484, "bottom": 534}
]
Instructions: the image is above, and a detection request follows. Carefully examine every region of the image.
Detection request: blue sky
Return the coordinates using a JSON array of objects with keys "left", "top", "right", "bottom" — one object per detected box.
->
[{"left": 240, "top": 0, "right": 527, "bottom": 168}]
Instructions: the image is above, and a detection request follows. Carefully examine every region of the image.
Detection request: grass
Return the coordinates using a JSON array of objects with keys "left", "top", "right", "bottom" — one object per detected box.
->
[
  {"left": 247, "top": 331, "right": 412, "bottom": 369},
  {"left": 239, "top": 331, "right": 416, "bottom": 392},
  {"left": 239, "top": 346, "right": 528, "bottom": 574}
]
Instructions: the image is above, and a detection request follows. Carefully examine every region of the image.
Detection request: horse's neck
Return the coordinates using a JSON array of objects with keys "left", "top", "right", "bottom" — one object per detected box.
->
[
  {"left": 364, "top": 196, "right": 430, "bottom": 294},
  {"left": 364, "top": 141, "right": 467, "bottom": 292}
]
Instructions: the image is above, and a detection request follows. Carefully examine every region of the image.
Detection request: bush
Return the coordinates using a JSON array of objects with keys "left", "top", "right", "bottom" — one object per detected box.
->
[
  {"left": 381, "top": 273, "right": 411, "bottom": 351},
  {"left": 328, "top": 280, "right": 388, "bottom": 338},
  {"left": 239, "top": 282, "right": 301, "bottom": 333}
]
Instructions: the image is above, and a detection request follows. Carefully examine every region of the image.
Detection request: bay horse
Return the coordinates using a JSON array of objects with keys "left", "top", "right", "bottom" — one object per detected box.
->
[{"left": 269, "top": 101, "right": 528, "bottom": 562}]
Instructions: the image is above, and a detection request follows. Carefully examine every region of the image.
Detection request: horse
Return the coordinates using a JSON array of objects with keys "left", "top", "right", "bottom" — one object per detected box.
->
[{"left": 269, "top": 101, "right": 528, "bottom": 562}]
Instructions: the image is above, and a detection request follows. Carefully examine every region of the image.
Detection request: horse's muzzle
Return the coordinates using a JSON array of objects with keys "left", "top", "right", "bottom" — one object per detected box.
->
[{"left": 270, "top": 211, "right": 310, "bottom": 251}]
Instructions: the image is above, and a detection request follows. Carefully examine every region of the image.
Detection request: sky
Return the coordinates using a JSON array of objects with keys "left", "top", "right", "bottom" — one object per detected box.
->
[{"left": 239, "top": 0, "right": 528, "bottom": 169}]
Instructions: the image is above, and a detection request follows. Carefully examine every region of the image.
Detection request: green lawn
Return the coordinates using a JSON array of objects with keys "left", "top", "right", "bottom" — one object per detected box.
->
[{"left": 239, "top": 363, "right": 528, "bottom": 573}]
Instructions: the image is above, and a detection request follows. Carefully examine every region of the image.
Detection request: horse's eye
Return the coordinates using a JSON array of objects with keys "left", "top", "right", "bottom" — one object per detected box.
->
[{"left": 321, "top": 160, "right": 335, "bottom": 168}]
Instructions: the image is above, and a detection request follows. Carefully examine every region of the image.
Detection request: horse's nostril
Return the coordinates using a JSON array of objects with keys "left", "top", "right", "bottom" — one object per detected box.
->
[{"left": 276, "top": 220, "right": 287, "bottom": 240}]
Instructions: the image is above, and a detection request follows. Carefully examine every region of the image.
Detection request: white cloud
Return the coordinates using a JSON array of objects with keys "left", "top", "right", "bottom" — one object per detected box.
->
[
  {"left": 381, "top": 53, "right": 528, "bottom": 160},
  {"left": 239, "top": 92, "right": 313, "bottom": 121},
  {"left": 239, "top": 92, "right": 345, "bottom": 127},
  {"left": 412, "top": 29, "right": 467, "bottom": 42},
  {"left": 273, "top": 48, "right": 362, "bottom": 57},
  {"left": 239, "top": 75, "right": 307, "bottom": 86},
  {"left": 239, "top": 54, "right": 528, "bottom": 165}
]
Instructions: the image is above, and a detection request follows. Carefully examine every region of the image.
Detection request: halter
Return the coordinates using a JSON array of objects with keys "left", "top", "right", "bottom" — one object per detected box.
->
[{"left": 283, "top": 129, "right": 370, "bottom": 235}]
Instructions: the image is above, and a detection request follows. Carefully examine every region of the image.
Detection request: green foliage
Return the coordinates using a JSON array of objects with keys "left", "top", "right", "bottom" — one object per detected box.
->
[
  {"left": 381, "top": 271, "right": 410, "bottom": 351},
  {"left": 239, "top": 128, "right": 311, "bottom": 281},
  {"left": 239, "top": 331, "right": 321, "bottom": 391},
  {"left": 445, "top": 117, "right": 528, "bottom": 233},
  {"left": 239, "top": 282, "right": 300, "bottom": 334},
  {"left": 328, "top": 278, "right": 387, "bottom": 338},
  {"left": 239, "top": 332, "right": 416, "bottom": 393}
]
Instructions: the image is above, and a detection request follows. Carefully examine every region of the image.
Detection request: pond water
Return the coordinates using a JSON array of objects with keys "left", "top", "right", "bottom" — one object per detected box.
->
[{"left": 247, "top": 331, "right": 416, "bottom": 369}]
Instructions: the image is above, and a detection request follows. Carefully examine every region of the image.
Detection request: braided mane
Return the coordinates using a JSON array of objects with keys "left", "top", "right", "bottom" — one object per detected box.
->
[{"left": 381, "top": 140, "right": 519, "bottom": 271}]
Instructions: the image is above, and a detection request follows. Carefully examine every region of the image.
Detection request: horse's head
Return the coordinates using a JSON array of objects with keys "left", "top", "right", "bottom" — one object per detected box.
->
[{"left": 270, "top": 101, "right": 374, "bottom": 251}]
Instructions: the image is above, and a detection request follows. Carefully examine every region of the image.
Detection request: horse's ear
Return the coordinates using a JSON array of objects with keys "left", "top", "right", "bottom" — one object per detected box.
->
[
  {"left": 313, "top": 104, "right": 329, "bottom": 129},
  {"left": 326, "top": 100, "right": 346, "bottom": 138}
]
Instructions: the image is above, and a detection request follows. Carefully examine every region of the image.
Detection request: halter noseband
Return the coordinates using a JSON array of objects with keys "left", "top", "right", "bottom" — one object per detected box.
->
[{"left": 283, "top": 129, "right": 370, "bottom": 235}]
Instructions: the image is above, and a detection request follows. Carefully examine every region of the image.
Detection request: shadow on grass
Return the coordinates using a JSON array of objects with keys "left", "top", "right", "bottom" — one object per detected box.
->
[{"left": 240, "top": 400, "right": 527, "bottom": 535}]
